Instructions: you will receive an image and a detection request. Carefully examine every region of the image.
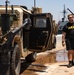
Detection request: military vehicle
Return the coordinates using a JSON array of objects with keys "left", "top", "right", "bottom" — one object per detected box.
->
[{"left": 0, "top": 3, "right": 56, "bottom": 75}]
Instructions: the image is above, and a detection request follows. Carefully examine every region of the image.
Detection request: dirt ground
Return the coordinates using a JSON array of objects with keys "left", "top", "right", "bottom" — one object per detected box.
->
[
  {"left": 20, "top": 48, "right": 74, "bottom": 75},
  {"left": 20, "top": 51, "right": 56, "bottom": 75}
]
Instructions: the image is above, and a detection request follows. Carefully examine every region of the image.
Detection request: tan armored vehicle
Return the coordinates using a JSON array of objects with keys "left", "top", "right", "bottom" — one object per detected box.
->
[{"left": 0, "top": 5, "right": 56, "bottom": 75}]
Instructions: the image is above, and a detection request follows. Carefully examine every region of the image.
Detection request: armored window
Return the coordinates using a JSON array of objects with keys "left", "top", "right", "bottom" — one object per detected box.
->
[{"left": 32, "top": 17, "right": 46, "bottom": 28}]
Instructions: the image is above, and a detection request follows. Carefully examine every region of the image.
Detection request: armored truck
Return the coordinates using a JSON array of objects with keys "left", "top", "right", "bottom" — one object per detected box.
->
[{"left": 0, "top": 5, "right": 56, "bottom": 75}]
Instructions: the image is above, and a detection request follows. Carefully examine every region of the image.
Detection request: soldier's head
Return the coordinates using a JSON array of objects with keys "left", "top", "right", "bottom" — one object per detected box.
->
[{"left": 68, "top": 14, "right": 74, "bottom": 23}]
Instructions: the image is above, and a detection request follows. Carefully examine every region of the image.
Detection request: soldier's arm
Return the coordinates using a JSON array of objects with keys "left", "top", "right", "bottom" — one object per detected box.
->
[{"left": 62, "top": 32, "right": 66, "bottom": 47}]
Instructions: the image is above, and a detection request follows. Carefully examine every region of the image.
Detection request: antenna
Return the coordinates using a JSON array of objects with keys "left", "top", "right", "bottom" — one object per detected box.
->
[
  {"left": 5, "top": 0, "right": 10, "bottom": 13},
  {"left": 34, "top": 0, "right": 36, "bottom": 7},
  {"left": 61, "top": 4, "right": 67, "bottom": 21}
]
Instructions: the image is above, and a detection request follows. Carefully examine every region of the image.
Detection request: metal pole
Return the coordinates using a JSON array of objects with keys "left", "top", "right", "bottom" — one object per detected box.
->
[
  {"left": 5, "top": 0, "right": 8, "bottom": 13},
  {"left": 34, "top": 0, "right": 36, "bottom": 7},
  {"left": 5, "top": 0, "right": 10, "bottom": 13}
]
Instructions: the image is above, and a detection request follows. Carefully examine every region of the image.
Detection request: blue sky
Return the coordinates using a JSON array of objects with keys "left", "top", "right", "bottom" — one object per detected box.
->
[{"left": 0, "top": 0, "right": 74, "bottom": 23}]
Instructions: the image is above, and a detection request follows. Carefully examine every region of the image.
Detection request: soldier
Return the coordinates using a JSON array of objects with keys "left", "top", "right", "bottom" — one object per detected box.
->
[{"left": 62, "top": 14, "right": 74, "bottom": 68}]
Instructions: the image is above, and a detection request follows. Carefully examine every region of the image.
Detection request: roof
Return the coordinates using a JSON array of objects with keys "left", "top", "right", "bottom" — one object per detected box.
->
[{"left": 0, "top": 5, "right": 31, "bottom": 14}]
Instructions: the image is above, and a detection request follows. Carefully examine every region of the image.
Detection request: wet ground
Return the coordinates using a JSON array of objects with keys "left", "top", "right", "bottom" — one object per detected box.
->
[
  {"left": 20, "top": 52, "right": 56, "bottom": 75},
  {"left": 20, "top": 49, "right": 68, "bottom": 75},
  {"left": 56, "top": 49, "right": 68, "bottom": 62},
  {"left": 0, "top": 48, "right": 69, "bottom": 75}
]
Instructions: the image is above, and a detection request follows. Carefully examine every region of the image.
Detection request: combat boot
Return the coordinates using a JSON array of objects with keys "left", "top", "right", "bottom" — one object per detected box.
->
[
  {"left": 67, "top": 61, "right": 73, "bottom": 68},
  {"left": 72, "top": 60, "right": 74, "bottom": 66}
]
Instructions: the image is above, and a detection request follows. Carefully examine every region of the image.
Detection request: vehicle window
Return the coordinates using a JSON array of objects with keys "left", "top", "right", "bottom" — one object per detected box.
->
[{"left": 35, "top": 18, "right": 46, "bottom": 28}]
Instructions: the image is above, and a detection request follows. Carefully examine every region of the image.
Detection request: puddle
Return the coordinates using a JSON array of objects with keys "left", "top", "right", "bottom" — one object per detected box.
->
[
  {"left": 56, "top": 49, "right": 68, "bottom": 62},
  {"left": 20, "top": 49, "right": 69, "bottom": 75},
  {"left": 35, "top": 49, "right": 68, "bottom": 64}
]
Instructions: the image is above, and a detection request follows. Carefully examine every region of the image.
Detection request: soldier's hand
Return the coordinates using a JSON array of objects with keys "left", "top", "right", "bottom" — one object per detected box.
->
[{"left": 62, "top": 41, "right": 65, "bottom": 47}]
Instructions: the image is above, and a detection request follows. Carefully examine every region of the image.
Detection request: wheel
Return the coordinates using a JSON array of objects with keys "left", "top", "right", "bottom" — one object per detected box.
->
[
  {"left": 10, "top": 44, "right": 21, "bottom": 75},
  {"left": 26, "top": 52, "right": 37, "bottom": 62}
]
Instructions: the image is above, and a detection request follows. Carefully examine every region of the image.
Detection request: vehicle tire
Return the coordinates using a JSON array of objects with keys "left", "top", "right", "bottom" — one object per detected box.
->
[
  {"left": 10, "top": 44, "right": 21, "bottom": 75},
  {"left": 26, "top": 52, "right": 37, "bottom": 62}
]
